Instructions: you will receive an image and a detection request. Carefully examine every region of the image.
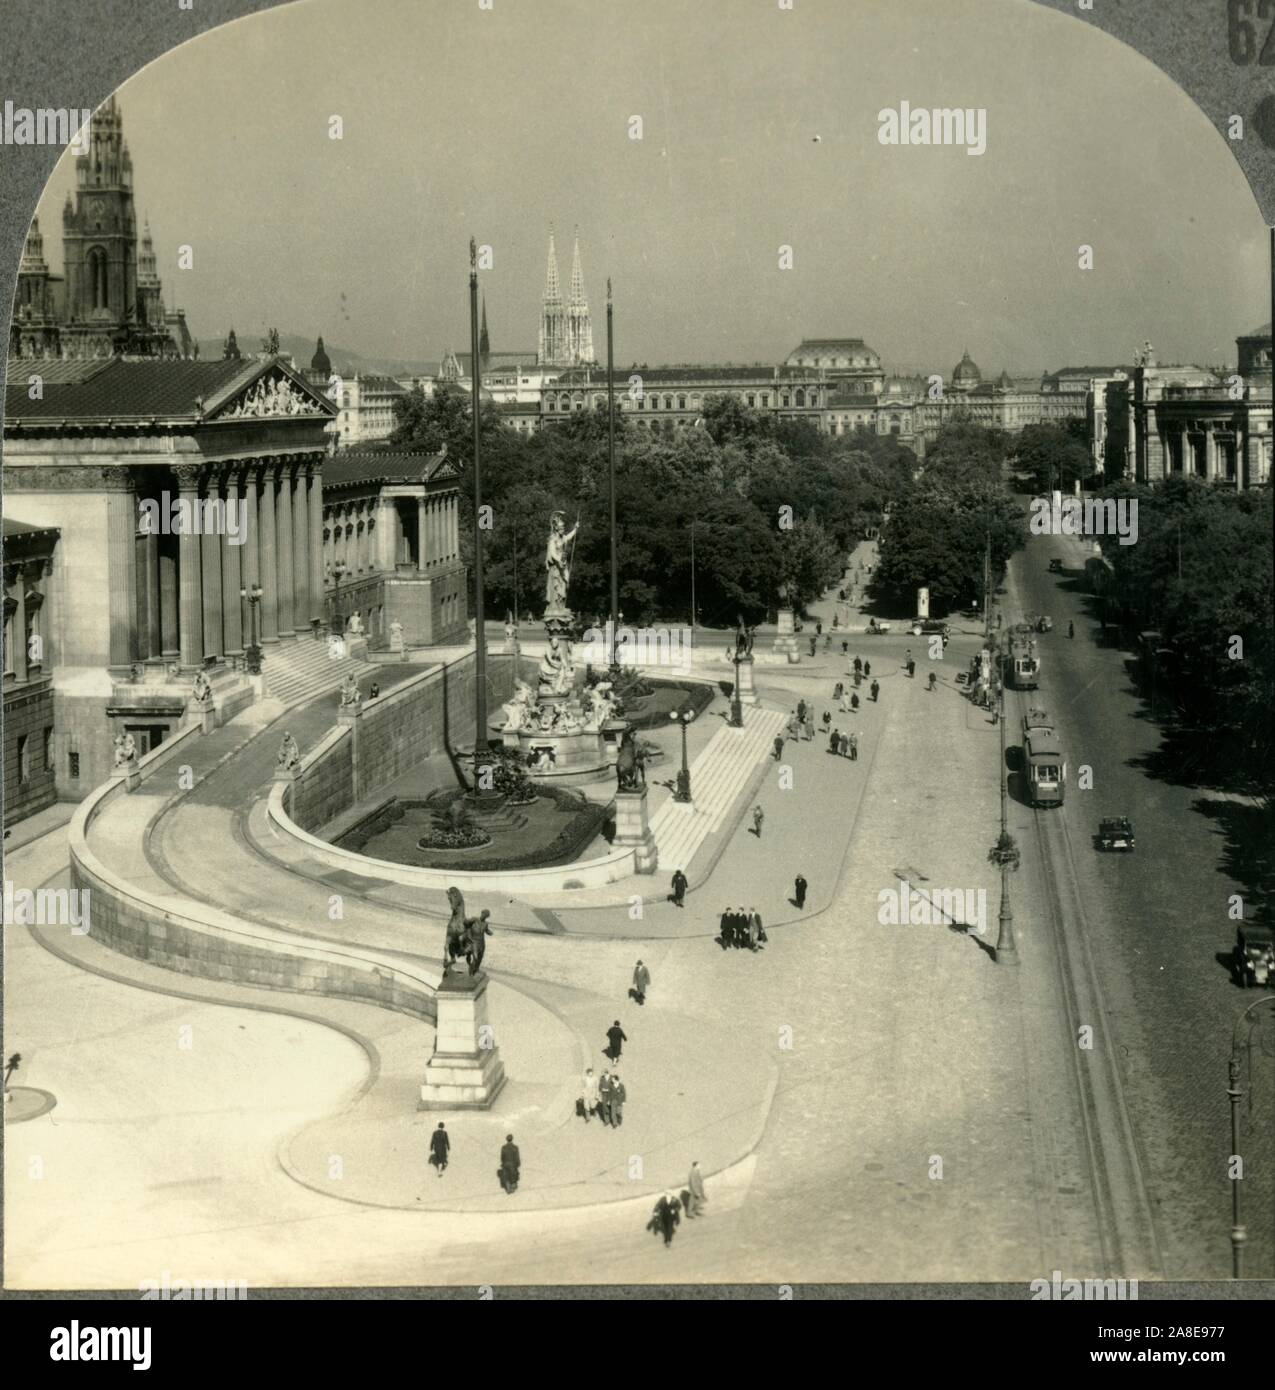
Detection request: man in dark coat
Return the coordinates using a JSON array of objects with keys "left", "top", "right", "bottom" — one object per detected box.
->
[
  {"left": 606, "top": 1020, "right": 627, "bottom": 1060},
  {"left": 863, "top": 659, "right": 871, "bottom": 677},
  {"left": 796, "top": 698, "right": 807, "bottom": 722},
  {"left": 608, "top": 1069, "right": 627, "bottom": 1127},
  {"left": 795, "top": 874, "right": 808, "bottom": 909},
  {"left": 870, "top": 679, "right": 880, "bottom": 702},
  {"left": 499, "top": 1134, "right": 520, "bottom": 1194},
  {"left": 772, "top": 734, "right": 784, "bottom": 761},
  {"left": 829, "top": 726, "right": 841, "bottom": 755},
  {"left": 718, "top": 907, "right": 731, "bottom": 948},
  {"left": 650, "top": 1190, "right": 682, "bottom": 1247},
  {"left": 853, "top": 656, "right": 862, "bottom": 677},
  {"left": 598, "top": 1071, "right": 614, "bottom": 1126},
  {"left": 631, "top": 959, "right": 651, "bottom": 1005},
  {"left": 429, "top": 1121, "right": 449, "bottom": 1178},
  {"left": 670, "top": 868, "right": 688, "bottom": 907}
]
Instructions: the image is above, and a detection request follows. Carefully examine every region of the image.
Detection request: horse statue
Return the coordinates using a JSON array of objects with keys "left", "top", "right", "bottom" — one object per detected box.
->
[
  {"left": 615, "top": 726, "right": 645, "bottom": 792},
  {"left": 442, "top": 886, "right": 493, "bottom": 978}
]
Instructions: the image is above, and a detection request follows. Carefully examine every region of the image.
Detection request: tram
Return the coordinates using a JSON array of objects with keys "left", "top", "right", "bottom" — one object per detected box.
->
[
  {"left": 1023, "top": 716, "right": 1066, "bottom": 807},
  {"left": 1009, "top": 626, "right": 1040, "bottom": 690}
]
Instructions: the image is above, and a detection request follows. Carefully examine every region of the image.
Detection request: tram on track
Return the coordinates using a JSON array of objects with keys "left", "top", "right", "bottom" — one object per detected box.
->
[
  {"left": 1009, "top": 625, "right": 1040, "bottom": 690},
  {"left": 1023, "top": 718, "right": 1066, "bottom": 807}
]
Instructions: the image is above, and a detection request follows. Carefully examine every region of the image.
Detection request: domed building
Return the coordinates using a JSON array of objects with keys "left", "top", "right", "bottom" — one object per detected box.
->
[
  {"left": 951, "top": 349, "right": 981, "bottom": 393},
  {"left": 311, "top": 335, "right": 332, "bottom": 378}
]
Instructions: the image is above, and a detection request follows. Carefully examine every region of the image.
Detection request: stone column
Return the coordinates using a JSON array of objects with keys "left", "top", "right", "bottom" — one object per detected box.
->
[
  {"left": 143, "top": 528, "right": 161, "bottom": 661},
  {"left": 308, "top": 462, "right": 325, "bottom": 628},
  {"left": 258, "top": 463, "right": 279, "bottom": 644},
  {"left": 6, "top": 565, "right": 28, "bottom": 681},
  {"left": 241, "top": 466, "right": 258, "bottom": 643},
  {"left": 220, "top": 470, "right": 243, "bottom": 657},
  {"left": 449, "top": 494, "right": 459, "bottom": 562},
  {"left": 418, "top": 495, "right": 429, "bottom": 572},
  {"left": 201, "top": 471, "right": 223, "bottom": 660},
  {"left": 292, "top": 463, "right": 311, "bottom": 634},
  {"left": 275, "top": 460, "right": 295, "bottom": 637},
  {"left": 377, "top": 497, "right": 397, "bottom": 572},
  {"left": 106, "top": 476, "right": 138, "bottom": 674},
  {"left": 175, "top": 465, "right": 203, "bottom": 669},
  {"left": 159, "top": 535, "right": 179, "bottom": 661}
]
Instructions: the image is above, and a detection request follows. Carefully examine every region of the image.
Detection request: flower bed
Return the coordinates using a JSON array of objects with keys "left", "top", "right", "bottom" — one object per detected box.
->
[{"left": 620, "top": 677, "right": 716, "bottom": 730}]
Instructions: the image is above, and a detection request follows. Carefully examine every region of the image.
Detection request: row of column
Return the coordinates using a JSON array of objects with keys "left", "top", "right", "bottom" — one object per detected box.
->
[
  {"left": 324, "top": 489, "right": 459, "bottom": 577},
  {"left": 125, "top": 456, "right": 325, "bottom": 671},
  {"left": 417, "top": 492, "right": 459, "bottom": 569}
]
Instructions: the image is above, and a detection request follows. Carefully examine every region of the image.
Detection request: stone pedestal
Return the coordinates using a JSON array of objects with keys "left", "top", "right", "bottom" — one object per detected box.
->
[
  {"left": 419, "top": 972, "right": 507, "bottom": 1110},
  {"left": 613, "top": 786, "right": 658, "bottom": 873},
  {"left": 121, "top": 758, "right": 141, "bottom": 792},
  {"left": 733, "top": 654, "right": 759, "bottom": 706},
  {"left": 773, "top": 608, "right": 801, "bottom": 663},
  {"left": 197, "top": 700, "right": 216, "bottom": 735}
]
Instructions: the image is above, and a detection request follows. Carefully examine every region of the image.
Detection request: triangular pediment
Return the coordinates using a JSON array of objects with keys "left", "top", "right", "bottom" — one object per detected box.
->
[{"left": 204, "top": 358, "right": 335, "bottom": 422}]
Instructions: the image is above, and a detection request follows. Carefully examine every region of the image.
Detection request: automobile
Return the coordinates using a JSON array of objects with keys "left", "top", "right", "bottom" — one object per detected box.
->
[
  {"left": 1036, "top": 615, "right": 1053, "bottom": 633},
  {"left": 866, "top": 617, "right": 892, "bottom": 634},
  {"left": 1233, "top": 923, "right": 1275, "bottom": 988},
  {"left": 1048, "top": 558, "right": 1063, "bottom": 573},
  {"left": 1096, "top": 816, "right": 1135, "bottom": 851},
  {"left": 909, "top": 618, "right": 951, "bottom": 637}
]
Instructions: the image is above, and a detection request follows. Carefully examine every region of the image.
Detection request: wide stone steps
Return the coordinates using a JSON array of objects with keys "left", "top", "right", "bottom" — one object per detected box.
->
[
  {"left": 261, "top": 637, "right": 377, "bottom": 708},
  {"left": 649, "top": 705, "right": 784, "bottom": 873}
]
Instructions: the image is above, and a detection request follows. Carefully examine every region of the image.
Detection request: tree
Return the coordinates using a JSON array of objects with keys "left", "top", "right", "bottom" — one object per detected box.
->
[{"left": 1014, "top": 422, "right": 1095, "bottom": 493}]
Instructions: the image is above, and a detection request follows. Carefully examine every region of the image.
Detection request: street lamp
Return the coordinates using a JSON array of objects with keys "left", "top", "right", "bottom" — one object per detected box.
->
[
  {"left": 669, "top": 704, "right": 694, "bottom": 803},
  {"left": 988, "top": 628, "right": 1019, "bottom": 965},
  {"left": 1227, "top": 994, "right": 1275, "bottom": 1277},
  {"left": 328, "top": 560, "right": 348, "bottom": 636},
  {"left": 729, "top": 642, "right": 744, "bottom": 728},
  {"left": 240, "top": 583, "right": 263, "bottom": 674}
]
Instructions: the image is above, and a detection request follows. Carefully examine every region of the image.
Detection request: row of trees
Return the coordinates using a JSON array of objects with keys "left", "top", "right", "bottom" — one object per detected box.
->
[
  {"left": 389, "top": 384, "right": 918, "bottom": 625},
  {"left": 870, "top": 416, "right": 1026, "bottom": 615},
  {"left": 1097, "top": 476, "right": 1273, "bottom": 751}
]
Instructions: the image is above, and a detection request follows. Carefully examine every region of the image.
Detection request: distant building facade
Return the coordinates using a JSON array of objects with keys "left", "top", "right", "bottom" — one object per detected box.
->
[{"left": 538, "top": 231, "right": 594, "bottom": 368}]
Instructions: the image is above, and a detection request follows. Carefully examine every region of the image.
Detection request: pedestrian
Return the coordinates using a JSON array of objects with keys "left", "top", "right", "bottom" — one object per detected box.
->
[
  {"left": 369, "top": 681, "right": 380, "bottom": 699},
  {"left": 670, "top": 867, "right": 688, "bottom": 907},
  {"left": 927, "top": 671, "right": 937, "bottom": 691},
  {"left": 650, "top": 1190, "right": 682, "bottom": 1247},
  {"left": 853, "top": 656, "right": 862, "bottom": 677},
  {"left": 787, "top": 711, "right": 800, "bottom": 740},
  {"left": 838, "top": 732, "right": 849, "bottom": 758},
  {"left": 833, "top": 681, "right": 844, "bottom": 701},
  {"left": 797, "top": 698, "right": 807, "bottom": 722},
  {"left": 753, "top": 804, "right": 764, "bottom": 838},
  {"left": 499, "top": 1133, "right": 521, "bottom": 1194},
  {"left": 870, "top": 679, "right": 880, "bottom": 702},
  {"left": 747, "top": 906, "right": 762, "bottom": 951},
  {"left": 864, "top": 660, "right": 871, "bottom": 677},
  {"left": 429, "top": 1121, "right": 449, "bottom": 1177},
  {"left": 809, "top": 635, "right": 817, "bottom": 657},
  {"left": 838, "top": 588, "right": 846, "bottom": 601},
  {"left": 832, "top": 614, "right": 839, "bottom": 630},
  {"left": 686, "top": 1161, "right": 708, "bottom": 1219},
  {"left": 718, "top": 906, "right": 731, "bottom": 948},
  {"left": 906, "top": 658, "right": 916, "bottom": 679},
  {"left": 822, "top": 710, "right": 832, "bottom": 729},
  {"left": 794, "top": 873, "right": 808, "bottom": 910},
  {"left": 580, "top": 1067, "right": 599, "bottom": 1122},
  {"left": 605, "top": 1019, "right": 627, "bottom": 1061},
  {"left": 1068, "top": 620, "right": 1075, "bottom": 639},
  {"left": 850, "top": 692, "right": 860, "bottom": 712},
  {"left": 815, "top": 621, "right": 822, "bottom": 638},
  {"left": 773, "top": 733, "right": 784, "bottom": 761},
  {"left": 829, "top": 725, "right": 841, "bottom": 755},
  {"left": 841, "top": 639, "right": 849, "bottom": 656},
  {"left": 802, "top": 712, "right": 813, "bottom": 741},
  {"left": 631, "top": 959, "right": 651, "bottom": 1006},
  {"left": 608, "top": 1069, "right": 626, "bottom": 1127}
]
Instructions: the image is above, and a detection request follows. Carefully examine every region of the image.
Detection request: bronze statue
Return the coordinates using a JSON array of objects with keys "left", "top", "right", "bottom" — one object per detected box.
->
[{"left": 616, "top": 726, "right": 646, "bottom": 791}]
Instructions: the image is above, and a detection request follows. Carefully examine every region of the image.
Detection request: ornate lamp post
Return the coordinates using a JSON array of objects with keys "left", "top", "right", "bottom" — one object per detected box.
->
[
  {"left": 328, "top": 560, "right": 348, "bottom": 636},
  {"left": 669, "top": 704, "right": 694, "bottom": 803},
  {"left": 988, "top": 628, "right": 1019, "bottom": 964},
  {"left": 729, "top": 644, "right": 744, "bottom": 728},
  {"left": 240, "top": 583, "right": 263, "bottom": 674},
  {"left": 1227, "top": 993, "right": 1275, "bottom": 1277}
]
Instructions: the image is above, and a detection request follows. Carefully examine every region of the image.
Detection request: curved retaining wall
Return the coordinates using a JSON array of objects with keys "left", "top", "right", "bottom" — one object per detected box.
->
[
  {"left": 267, "top": 776, "right": 637, "bottom": 893},
  {"left": 69, "top": 765, "right": 439, "bottom": 1023}
]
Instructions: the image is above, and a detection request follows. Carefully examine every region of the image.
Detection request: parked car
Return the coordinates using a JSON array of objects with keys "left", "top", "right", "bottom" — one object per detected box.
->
[
  {"left": 909, "top": 618, "right": 951, "bottom": 637},
  {"left": 1233, "top": 923, "right": 1275, "bottom": 988}
]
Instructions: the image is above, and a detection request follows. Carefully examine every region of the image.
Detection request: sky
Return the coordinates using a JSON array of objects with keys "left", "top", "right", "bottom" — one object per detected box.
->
[{"left": 30, "top": 0, "right": 1271, "bottom": 376}]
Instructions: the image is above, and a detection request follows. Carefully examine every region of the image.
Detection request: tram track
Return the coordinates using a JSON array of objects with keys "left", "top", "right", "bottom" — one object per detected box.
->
[{"left": 1026, "top": 738, "right": 1167, "bottom": 1279}]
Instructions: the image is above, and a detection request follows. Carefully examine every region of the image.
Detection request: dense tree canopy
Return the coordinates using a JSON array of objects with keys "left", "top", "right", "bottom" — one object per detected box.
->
[{"left": 388, "top": 387, "right": 916, "bottom": 625}]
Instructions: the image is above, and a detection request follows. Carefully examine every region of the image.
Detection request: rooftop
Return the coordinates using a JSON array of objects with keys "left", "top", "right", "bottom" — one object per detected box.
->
[{"left": 323, "top": 447, "right": 452, "bottom": 488}]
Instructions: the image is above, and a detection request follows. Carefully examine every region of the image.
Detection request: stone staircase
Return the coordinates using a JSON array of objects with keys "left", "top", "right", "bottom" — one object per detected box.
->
[
  {"left": 260, "top": 636, "right": 377, "bottom": 709},
  {"left": 649, "top": 705, "right": 785, "bottom": 873}
]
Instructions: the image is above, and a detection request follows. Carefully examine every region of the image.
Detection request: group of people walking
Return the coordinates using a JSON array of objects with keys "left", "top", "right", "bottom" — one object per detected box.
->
[
  {"left": 578, "top": 1065, "right": 627, "bottom": 1126},
  {"left": 648, "top": 1161, "right": 709, "bottom": 1247},
  {"left": 718, "top": 904, "right": 765, "bottom": 951},
  {"left": 827, "top": 727, "right": 859, "bottom": 759},
  {"left": 426, "top": 1121, "right": 523, "bottom": 1197}
]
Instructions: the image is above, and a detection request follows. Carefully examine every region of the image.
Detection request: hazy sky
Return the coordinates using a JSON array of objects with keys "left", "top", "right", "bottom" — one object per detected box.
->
[{"left": 32, "top": 0, "right": 1270, "bottom": 374}]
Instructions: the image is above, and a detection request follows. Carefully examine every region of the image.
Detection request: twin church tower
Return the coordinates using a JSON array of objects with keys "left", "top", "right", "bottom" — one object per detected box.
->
[{"left": 537, "top": 229, "right": 594, "bottom": 368}]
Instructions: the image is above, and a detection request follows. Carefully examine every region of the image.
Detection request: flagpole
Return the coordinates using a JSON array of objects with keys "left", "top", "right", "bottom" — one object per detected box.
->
[
  {"left": 469, "top": 237, "right": 489, "bottom": 795},
  {"left": 607, "top": 277, "right": 618, "bottom": 674}
]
